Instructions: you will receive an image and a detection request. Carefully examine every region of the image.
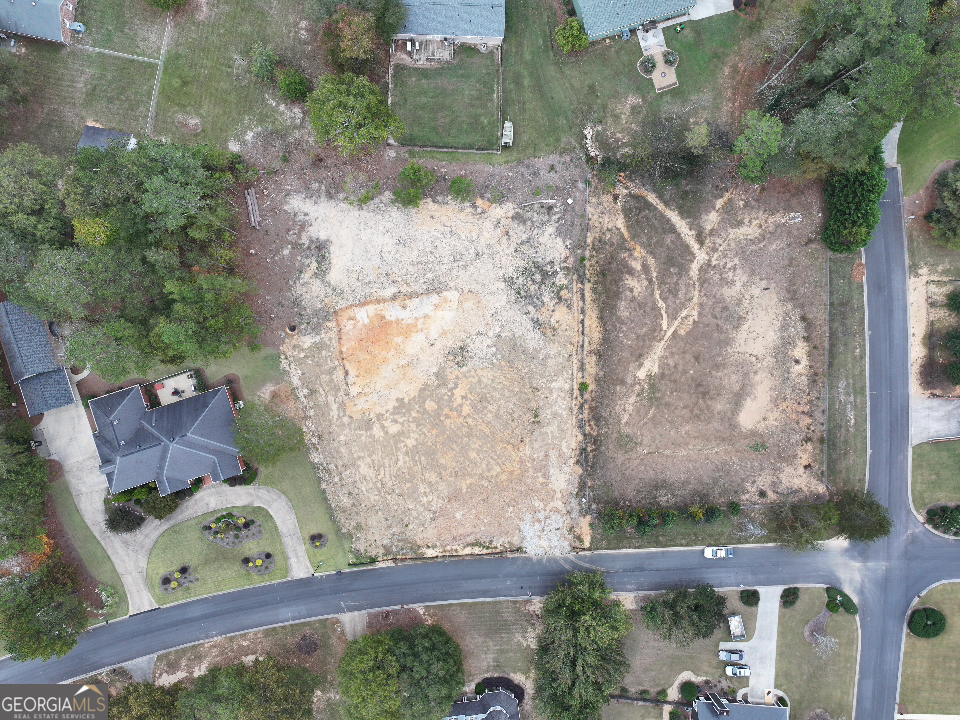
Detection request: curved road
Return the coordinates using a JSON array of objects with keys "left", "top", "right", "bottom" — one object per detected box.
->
[{"left": 2, "top": 168, "right": 956, "bottom": 720}]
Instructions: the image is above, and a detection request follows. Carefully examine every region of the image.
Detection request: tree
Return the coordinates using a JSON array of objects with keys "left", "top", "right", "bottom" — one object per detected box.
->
[
  {"left": 640, "top": 584, "right": 727, "bottom": 647},
  {"left": 393, "top": 162, "right": 437, "bottom": 208},
  {"left": 0, "top": 144, "right": 69, "bottom": 246},
  {"left": 555, "top": 17, "right": 588, "bottom": 54},
  {"left": 685, "top": 123, "right": 710, "bottom": 155},
  {"left": 833, "top": 488, "right": 892, "bottom": 543},
  {"left": 928, "top": 164, "right": 960, "bottom": 249},
  {"left": 234, "top": 400, "right": 305, "bottom": 466},
  {"left": 307, "top": 0, "right": 406, "bottom": 41},
  {"left": 908, "top": 607, "right": 947, "bottom": 638},
  {"left": 0, "top": 553, "right": 88, "bottom": 660},
  {"left": 733, "top": 110, "right": 783, "bottom": 184},
  {"left": 780, "top": 586, "right": 800, "bottom": 608},
  {"left": 338, "top": 634, "right": 402, "bottom": 720},
  {"left": 141, "top": 491, "right": 180, "bottom": 520},
  {"left": 307, "top": 73, "right": 402, "bottom": 156},
  {"left": 0, "top": 52, "right": 28, "bottom": 135},
  {"left": 534, "top": 571, "right": 630, "bottom": 720},
  {"left": 106, "top": 505, "right": 146, "bottom": 534},
  {"left": 110, "top": 681, "right": 183, "bottom": 720},
  {"left": 325, "top": 5, "right": 378, "bottom": 71},
  {"left": 766, "top": 498, "right": 832, "bottom": 551},
  {"left": 176, "top": 657, "right": 319, "bottom": 720},
  {"left": 389, "top": 625, "right": 464, "bottom": 720},
  {"left": 821, "top": 145, "right": 887, "bottom": 253}
]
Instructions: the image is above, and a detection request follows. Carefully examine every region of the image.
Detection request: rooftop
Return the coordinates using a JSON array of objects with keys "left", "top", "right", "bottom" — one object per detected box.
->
[
  {"left": 77, "top": 126, "right": 137, "bottom": 151},
  {"left": 570, "top": 0, "right": 696, "bottom": 40},
  {"left": 0, "top": 0, "right": 65, "bottom": 43},
  {"left": 398, "top": 0, "right": 505, "bottom": 39},
  {"left": 693, "top": 694, "right": 790, "bottom": 720},
  {"left": 444, "top": 689, "right": 520, "bottom": 720}
]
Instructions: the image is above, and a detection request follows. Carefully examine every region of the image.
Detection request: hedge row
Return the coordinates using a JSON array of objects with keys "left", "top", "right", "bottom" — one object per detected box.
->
[
  {"left": 926, "top": 504, "right": 960, "bottom": 535},
  {"left": 825, "top": 586, "right": 858, "bottom": 615},
  {"left": 594, "top": 502, "right": 740, "bottom": 535}
]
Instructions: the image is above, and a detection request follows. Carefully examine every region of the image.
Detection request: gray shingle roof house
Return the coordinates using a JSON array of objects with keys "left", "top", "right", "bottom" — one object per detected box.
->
[
  {"left": 693, "top": 694, "right": 789, "bottom": 720},
  {"left": 0, "top": 301, "right": 75, "bottom": 417},
  {"left": 395, "top": 0, "right": 505, "bottom": 44},
  {"left": 0, "top": 0, "right": 79, "bottom": 43},
  {"left": 77, "top": 125, "right": 137, "bottom": 151},
  {"left": 571, "top": 0, "right": 695, "bottom": 40},
  {"left": 443, "top": 689, "right": 520, "bottom": 720},
  {"left": 90, "top": 385, "right": 243, "bottom": 496}
]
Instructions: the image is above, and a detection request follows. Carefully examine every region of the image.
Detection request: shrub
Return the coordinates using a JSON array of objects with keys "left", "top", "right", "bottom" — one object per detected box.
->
[
  {"left": 106, "top": 505, "right": 145, "bottom": 534},
  {"left": 944, "top": 328, "right": 960, "bottom": 357},
  {"left": 474, "top": 682, "right": 486, "bottom": 695},
  {"left": 740, "top": 589, "right": 760, "bottom": 607},
  {"left": 669, "top": 711, "right": 685, "bottom": 720},
  {"left": 704, "top": 505, "right": 723, "bottom": 523},
  {"left": 826, "top": 586, "right": 858, "bottom": 615},
  {"left": 945, "top": 362, "right": 960, "bottom": 385},
  {"left": 251, "top": 43, "right": 280, "bottom": 82},
  {"left": 908, "top": 607, "right": 947, "bottom": 638},
  {"left": 393, "top": 162, "right": 437, "bottom": 208},
  {"left": 450, "top": 176, "right": 474, "bottom": 202},
  {"left": 635, "top": 509, "right": 659, "bottom": 535},
  {"left": 727, "top": 500, "right": 742, "bottom": 517},
  {"left": 734, "top": 110, "right": 783, "bottom": 184},
  {"left": 597, "top": 508, "right": 628, "bottom": 534},
  {"left": 555, "top": 17, "right": 588, "bottom": 54},
  {"left": 780, "top": 587, "right": 800, "bottom": 608},
  {"left": 680, "top": 681, "right": 699, "bottom": 702},
  {"left": 661, "top": 509, "right": 679, "bottom": 527},
  {"left": 947, "top": 289, "right": 960, "bottom": 315},
  {"left": 276, "top": 68, "right": 312, "bottom": 102},
  {"left": 821, "top": 144, "right": 887, "bottom": 253},
  {"left": 826, "top": 599, "right": 841, "bottom": 613},
  {"left": 640, "top": 54, "right": 657, "bottom": 74},
  {"left": 638, "top": 689, "right": 650, "bottom": 699},
  {"left": 141, "top": 492, "right": 180, "bottom": 520},
  {"left": 663, "top": 50, "right": 679, "bottom": 66},
  {"left": 656, "top": 689, "right": 668, "bottom": 701}
]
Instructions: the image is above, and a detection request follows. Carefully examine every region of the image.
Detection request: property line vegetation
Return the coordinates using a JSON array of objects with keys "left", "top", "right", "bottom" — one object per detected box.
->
[{"left": 928, "top": 165, "right": 960, "bottom": 249}]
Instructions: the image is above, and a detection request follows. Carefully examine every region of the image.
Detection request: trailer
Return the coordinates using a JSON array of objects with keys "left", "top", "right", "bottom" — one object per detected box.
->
[{"left": 727, "top": 614, "right": 746, "bottom": 641}]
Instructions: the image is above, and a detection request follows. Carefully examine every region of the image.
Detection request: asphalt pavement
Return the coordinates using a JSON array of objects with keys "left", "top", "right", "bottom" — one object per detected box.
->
[{"left": 2, "top": 167, "right": 958, "bottom": 720}]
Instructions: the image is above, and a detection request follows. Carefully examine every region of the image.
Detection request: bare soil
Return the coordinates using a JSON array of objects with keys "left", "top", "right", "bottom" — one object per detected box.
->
[{"left": 587, "top": 170, "right": 827, "bottom": 507}]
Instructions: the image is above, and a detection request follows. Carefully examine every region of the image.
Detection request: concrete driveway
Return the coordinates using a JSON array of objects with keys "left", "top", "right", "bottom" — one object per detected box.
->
[
  {"left": 719, "top": 587, "right": 783, "bottom": 703},
  {"left": 910, "top": 396, "right": 960, "bottom": 444},
  {"left": 36, "top": 379, "right": 312, "bottom": 615}
]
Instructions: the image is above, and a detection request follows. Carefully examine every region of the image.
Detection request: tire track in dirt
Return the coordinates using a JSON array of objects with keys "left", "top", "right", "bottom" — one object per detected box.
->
[{"left": 614, "top": 178, "right": 735, "bottom": 424}]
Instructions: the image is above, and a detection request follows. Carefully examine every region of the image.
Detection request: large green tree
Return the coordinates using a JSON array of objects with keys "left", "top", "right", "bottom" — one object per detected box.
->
[
  {"left": 928, "top": 163, "right": 960, "bottom": 248},
  {"left": 308, "top": 0, "right": 406, "bottom": 41},
  {"left": 640, "top": 584, "right": 727, "bottom": 648},
  {"left": 0, "top": 417, "right": 50, "bottom": 560},
  {"left": 109, "top": 681, "right": 183, "bottom": 720},
  {"left": 338, "top": 633, "right": 403, "bottom": 720},
  {"left": 0, "top": 553, "right": 88, "bottom": 661},
  {"left": 534, "top": 571, "right": 630, "bottom": 720},
  {"left": 0, "top": 144, "right": 69, "bottom": 245},
  {"left": 307, "top": 73, "right": 402, "bottom": 156},
  {"left": 733, "top": 110, "right": 783, "bottom": 183},
  {"left": 833, "top": 488, "right": 892, "bottom": 543},
  {"left": 767, "top": 498, "right": 835, "bottom": 551},
  {"left": 821, "top": 144, "right": 887, "bottom": 253}
]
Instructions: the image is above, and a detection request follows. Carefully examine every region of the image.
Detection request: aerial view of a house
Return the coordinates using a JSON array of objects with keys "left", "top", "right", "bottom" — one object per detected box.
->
[
  {"left": 572, "top": 0, "right": 695, "bottom": 40},
  {"left": 0, "top": 0, "right": 83, "bottom": 43},
  {"left": 0, "top": 301, "right": 75, "bottom": 417},
  {"left": 394, "top": 0, "right": 505, "bottom": 46}
]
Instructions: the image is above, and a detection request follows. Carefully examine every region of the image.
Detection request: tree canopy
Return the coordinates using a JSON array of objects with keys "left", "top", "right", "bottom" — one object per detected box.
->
[
  {"left": 555, "top": 17, "right": 589, "bottom": 54},
  {"left": 307, "top": 73, "right": 402, "bottom": 156},
  {"left": 928, "top": 163, "right": 960, "bottom": 248},
  {"left": 308, "top": 0, "right": 406, "bottom": 41},
  {"left": 640, "top": 584, "right": 727, "bottom": 647},
  {"left": 833, "top": 488, "right": 892, "bottom": 543},
  {"left": 0, "top": 142, "right": 258, "bottom": 381},
  {"left": 767, "top": 497, "right": 836, "bottom": 551},
  {"left": 324, "top": 5, "right": 378, "bottom": 72},
  {"left": 337, "top": 625, "right": 464, "bottom": 720},
  {"left": 534, "top": 571, "right": 630, "bottom": 720},
  {"left": 0, "top": 553, "right": 88, "bottom": 661},
  {"left": 821, "top": 144, "right": 887, "bottom": 253},
  {"left": 733, "top": 110, "right": 783, "bottom": 183},
  {"left": 0, "top": 417, "right": 50, "bottom": 559}
]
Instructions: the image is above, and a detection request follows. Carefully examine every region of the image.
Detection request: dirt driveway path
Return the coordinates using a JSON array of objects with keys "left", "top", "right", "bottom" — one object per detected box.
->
[
  {"left": 719, "top": 586, "right": 783, "bottom": 703},
  {"left": 37, "top": 382, "right": 311, "bottom": 615}
]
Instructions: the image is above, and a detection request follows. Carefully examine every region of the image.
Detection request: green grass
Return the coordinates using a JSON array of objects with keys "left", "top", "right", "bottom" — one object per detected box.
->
[
  {"left": 900, "top": 582, "right": 960, "bottom": 713},
  {"left": 590, "top": 512, "right": 747, "bottom": 550},
  {"left": 912, "top": 440, "right": 960, "bottom": 512},
  {"left": 153, "top": 0, "right": 327, "bottom": 147},
  {"left": 500, "top": 0, "right": 747, "bottom": 158},
  {"left": 48, "top": 479, "right": 129, "bottom": 621},
  {"left": 615, "top": 591, "right": 756, "bottom": 700},
  {"left": 203, "top": 346, "right": 284, "bottom": 395},
  {"left": 257, "top": 451, "right": 350, "bottom": 571},
  {"left": 899, "top": 105, "right": 960, "bottom": 196},
  {"left": 392, "top": 47, "right": 500, "bottom": 150},
  {"left": 775, "top": 588, "right": 858, "bottom": 720},
  {"left": 602, "top": 703, "right": 663, "bottom": 720},
  {"left": 5, "top": 43, "right": 156, "bottom": 155},
  {"left": 146, "top": 505, "right": 289, "bottom": 605},
  {"left": 827, "top": 253, "right": 868, "bottom": 490},
  {"left": 74, "top": 0, "right": 168, "bottom": 57}
]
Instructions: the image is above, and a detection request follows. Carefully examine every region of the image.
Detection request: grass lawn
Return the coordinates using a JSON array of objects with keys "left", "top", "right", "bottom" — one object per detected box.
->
[
  {"left": 392, "top": 47, "right": 500, "bottom": 150},
  {"left": 602, "top": 703, "right": 663, "bottom": 720},
  {"left": 48, "top": 479, "right": 129, "bottom": 621},
  {"left": 900, "top": 582, "right": 960, "bottom": 713},
  {"left": 899, "top": 105, "right": 960, "bottom": 196},
  {"left": 203, "top": 346, "right": 284, "bottom": 396},
  {"left": 153, "top": 0, "right": 327, "bottom": 147},
  {"left": 257, "top": 451, "right": 350, "bottom": 571},
  {"left": 775, "top": 588, "right": 858, "bottom": 720},
  {"left": 616, "top": 590, "right": 756, "bottom": 700},
  {"left": 912, "top": 440, "right": 960, "bottom": 512},
  {"left": 74, "top": 0, "right": 168, "bottom": 57},
  {"left": 5, "top": 42, "right": 156, "bottom": 155},
  {"left": 146, "top": 504, "right": 288, "bottom": 606},
  {"left": 827, "top": 253, "right": 868, "bottom": 490}
]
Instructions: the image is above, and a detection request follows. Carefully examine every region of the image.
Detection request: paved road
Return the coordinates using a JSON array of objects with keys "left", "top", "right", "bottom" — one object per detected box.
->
[{"left": 2, "top": 168, "right": 956, "bottom": 720}]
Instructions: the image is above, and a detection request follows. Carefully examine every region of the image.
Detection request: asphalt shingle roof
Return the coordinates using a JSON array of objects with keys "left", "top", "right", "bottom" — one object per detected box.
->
[
  {"left": 693, "top": 698, "right": 790, "bottom": 720},
  {"left": 18, "top": 369, "right": 75, "bottom": 416},
  {"left": 77, "top": 126, "right": 136, "bottom": 151},
  {"left": 0, "top": 0, "right": 65, "bottom": 42},
  {"left": 400, "top": 0, "right": 505, "bottom": 39},
  {"left": 571, "top": 0, "right": 695, "bottom": 39},
  {"left": 445, "top": 690, "right": 519, "bottom": 720},
  {"left": 91, "top": 386, "right": 242, "bottom": 496}
]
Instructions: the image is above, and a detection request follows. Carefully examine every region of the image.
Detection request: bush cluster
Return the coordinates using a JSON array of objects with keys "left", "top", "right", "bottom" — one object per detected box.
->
[
  {"left": 555, "top": 17, "right": 588, "bottom": 54},
  {"left": 740, "top": 589, "right": 760, "bottom": 607},
  {"left": 639, "top": 54, "right": 657, "bottom": 74},
  {"left": 106, "top": 505, "right": 146, "bottom": 534},
  {"left": 780, "top": 586, "right": 800, "bottom": 608},
  {"left": 249, "top": 44, "right": 313, "bottom": 102},
  {"left": 680, "top": 681, "right": 699, "bottom": 702},
  {"left": 908, "top": 607, "right": 946, "bottom": 638},
  {"left": 825, "top": 586, "right": 858, "bottom": 615},
  {"left": 393, "top": 162, "right": 437, "bottom": 208},
  {"left": 927, "top": 165, "right": 960, "bottom": 249},
  {"left": 450, "top": 176, "right": 474, "bottom": 202},
  {"left": 926, "top": 504, "right": 960, "bottom": 534},
  {"left": 595, "top": 502, "right": 738, "bottom": 536},
  {"left": 821, "top": 144, "right": 887, "bottom": 253},
  {"left": 932, "top": 291, "right": 960, "bottom": 385}
]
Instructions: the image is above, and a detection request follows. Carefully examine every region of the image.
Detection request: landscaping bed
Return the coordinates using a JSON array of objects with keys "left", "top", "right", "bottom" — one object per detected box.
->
[
  {"left": 203, "top": 512, "right": 263, "bottom": 547},
  {"left": 242, "top": 551, "right": 275, "bottom": 575},
  {"left": 160, "top": 565, "right": 199, "bottom": 594}
]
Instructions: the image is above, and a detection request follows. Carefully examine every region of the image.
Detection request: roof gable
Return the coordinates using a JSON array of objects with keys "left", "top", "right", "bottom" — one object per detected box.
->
[
  {"left": 571, "top": 0, "right": 695, "bottom": 39},
  {"left": 0, "top": 0, "right": 65, "bottom": 42},
  {"left": 400, "top": 0, "right": 505, "bottom": 38},
  {"left": 18, "top": 369, "right": 75, "bottom": 416},
  {"left": 0, "top": 301, "right": 60, "bottom": 382}
]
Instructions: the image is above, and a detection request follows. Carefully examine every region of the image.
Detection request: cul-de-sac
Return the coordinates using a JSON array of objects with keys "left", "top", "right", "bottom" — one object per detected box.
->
[{"left": 0, "top": 0, "right": 957, "bottom": 718}]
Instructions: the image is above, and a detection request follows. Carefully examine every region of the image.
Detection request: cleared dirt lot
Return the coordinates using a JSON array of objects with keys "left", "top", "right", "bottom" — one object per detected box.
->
[
  {"left": 588, "top": 174, "right": 827, "bottom": 507},
  {"left": 282, "top": 170, "right": 584, "bottom": 556}
]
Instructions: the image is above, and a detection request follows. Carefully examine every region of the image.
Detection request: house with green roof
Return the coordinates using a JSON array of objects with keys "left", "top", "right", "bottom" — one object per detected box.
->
[
  {"left": 0, "top": 0, "right": 83, "bottom": 44},
  {"left": 395, "top": 0, "right": 505, "bottom": 46},
  {"left": 572, "top": 0, "right": 695, "bottom": 40}
]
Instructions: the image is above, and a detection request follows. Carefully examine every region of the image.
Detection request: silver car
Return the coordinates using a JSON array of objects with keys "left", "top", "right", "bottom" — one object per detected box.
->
[{"left": 719, "top": 650, "right": 744, "bottom": 662}]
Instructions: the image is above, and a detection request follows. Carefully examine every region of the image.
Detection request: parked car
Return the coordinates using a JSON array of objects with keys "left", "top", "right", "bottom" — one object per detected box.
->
[
  {"left": 704, "top": 546, "right": 734, "bottom": 559},
  {"left": 719, "top": 650, "right": 744, "bottom": 662},
  {"left": 725, "top": 664, "right": 750, "bottom": 677}
]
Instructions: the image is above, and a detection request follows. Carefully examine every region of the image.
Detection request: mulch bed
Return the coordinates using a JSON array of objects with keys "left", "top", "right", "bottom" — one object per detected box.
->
[
  {"left": 160, "top": 565, "right": 199, "bottom": 594},
  {"left": 202, "top": 512, "right": 262, "bottom": 548},
  {"left": 242, "top": 551, "right": 275, "bottom": 575},
  {"left": 309, "top": 532, "right": 328, "bottom": 549},
  {"left": 803, "top": 607, "right": 832, "bottom": 643}
]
